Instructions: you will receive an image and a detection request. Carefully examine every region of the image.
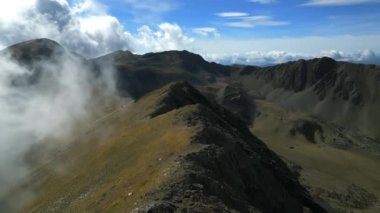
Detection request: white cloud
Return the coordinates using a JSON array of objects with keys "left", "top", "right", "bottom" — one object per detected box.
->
[
  {"left": 216, "top": 12, "right": 249, "bottom": 17},
  {"left": 0, "top": 44, "right": 117, "bottom": 201},
  {"left": 302, "top": 0, "right": 380, "bottom": 6},
  {"left": 0, "top": 0, "right": 378, "bottom": 67},
  {"left": 224, "top": 16, "right": 289, "bottom": 28},
  {"left": 0, "top": 0, "right": 132, "bottom": 57},
  {"left": 320, "top": 49, "right": 380, "bottom": 64},
  {"left": 0, "top": 0, "right": 35, "bottom": 20},
  {"left": 129, "top": 23, "right": 194, "bottom": 53},
  {"left": 216, "top": 11, "right": 288, "bottom": 28},
  {"left": 0, "top": 0, "right": 194, "bottom": 57},
  {"left": 193, "top": 35, "right": 380, "bottom": 65},
  {"left": 248, "top": 0, "right": 276, "bottom": 4},
  {"left": 203, "top": 51, "right": 308, "bottom": 66},
  {"left": 71, "top": 0, "right": 107, "bottom": 15},
  {"left": 202, "top": 49, "right": 380, "bottom": 66},
  {"left": 192, "top": 27, "right": 220, "bottom": 37}
]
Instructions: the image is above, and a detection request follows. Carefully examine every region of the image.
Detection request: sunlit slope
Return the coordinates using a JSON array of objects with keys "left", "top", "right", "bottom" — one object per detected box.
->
[
  {"left": 19, "top": 87, "right": 196, "bottom": 212},
  {"left": 15, "top": 82, "right": 324, "bottom": 212}
]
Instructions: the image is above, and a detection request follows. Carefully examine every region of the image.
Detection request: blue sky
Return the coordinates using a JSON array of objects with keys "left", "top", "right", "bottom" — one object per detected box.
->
[
  {"left": 101, "top": 0, "right": 380, "bottom": 38},
  {"left": 77, "top": 0, "right": 380, "bottom": 65},
  {"left": 1, "top": 0, "right": 380, "bottom": 65}
]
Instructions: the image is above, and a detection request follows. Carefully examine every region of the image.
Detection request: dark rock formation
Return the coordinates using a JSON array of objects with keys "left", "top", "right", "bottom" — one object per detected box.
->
[
  {"left": 290, "top": 119, "right": 324, "bottom": 143},
  {"left": 216, "top": 82, "right": 256, "bottom": 124},
  {"left": 147, "top": 203, "right": 177, "bottom": 213}
]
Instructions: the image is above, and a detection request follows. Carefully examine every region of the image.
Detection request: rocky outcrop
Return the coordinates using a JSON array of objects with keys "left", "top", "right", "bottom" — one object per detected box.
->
[
  {"left": 216, "top": 83, "right": 256, "bottom": 124},
  {"left": 290, "top": 119, "right": 324, "bottom": 143}
]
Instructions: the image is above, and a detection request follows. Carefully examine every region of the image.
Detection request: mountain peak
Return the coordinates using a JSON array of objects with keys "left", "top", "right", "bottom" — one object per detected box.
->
[
  {"left": 146, "top": 81, "right": 212, "bottom": 118},
  {"left": 144, "top": 50, "right": 204, "bottom": 60},
  {"left": 2, "top": 38, "right": 65, "bottom": 64},
  {"left": 319, "top": 56, "right": 336, "bottom": 62},
  {"left": 110, "top": 50, "right": 134, "bottom": 59}
]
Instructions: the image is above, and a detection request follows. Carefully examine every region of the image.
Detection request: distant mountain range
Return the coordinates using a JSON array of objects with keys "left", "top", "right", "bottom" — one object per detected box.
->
[
  {"left": 1, "top": 39, "right": 379, "bottom": 212},
  {"left": 91, "top": 42, "right": 380, "bottom": 141}
]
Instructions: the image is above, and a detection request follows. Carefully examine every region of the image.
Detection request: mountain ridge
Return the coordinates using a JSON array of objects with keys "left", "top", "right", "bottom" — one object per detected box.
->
[
  {"left": 3, "top": 38, "right": 379, "bottom": 140},
  {"left": 4, "top": 81, "right": 326, "bottom": 212},
  {"left": 1, "top": 39, "right": 380, "bottom": 212}
]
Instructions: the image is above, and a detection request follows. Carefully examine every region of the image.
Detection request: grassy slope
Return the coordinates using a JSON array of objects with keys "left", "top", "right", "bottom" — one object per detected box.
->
[
  {"left": 20, "top": 91, "right": 197, "bottom": 212},
  {"left": 251, "top": 100, "right": 380, "bottom": 212}
]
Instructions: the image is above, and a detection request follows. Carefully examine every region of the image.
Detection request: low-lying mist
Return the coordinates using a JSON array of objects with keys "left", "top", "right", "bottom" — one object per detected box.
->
[{"left": 0, "top": 43, "right": 118, "bottom": 204}]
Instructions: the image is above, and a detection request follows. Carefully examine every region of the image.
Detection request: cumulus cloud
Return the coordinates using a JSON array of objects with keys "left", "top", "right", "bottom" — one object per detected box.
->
[
  {"left": 2, "top": 0, "right": 376, "bottom": 67},
  {"left": 320, "top": 49, "right": 380, "bottom": 64},
  {"left": 0, "top": 0, "right": 131, "bottom": 57},
  {"left": 302, "top": 0, "right": 380, "bottom": 6},
  {"left": 129, "top": 23, "right": 194, "bottom": 53},
  {"left": 0, "top": 0, "right": 193, "bottom": 58},
  {"left": 0, "top": 0, "right": 378, "bottom": 66},
  {"left": 192, "top": 27, "right": 220, "bottom": 37}
]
